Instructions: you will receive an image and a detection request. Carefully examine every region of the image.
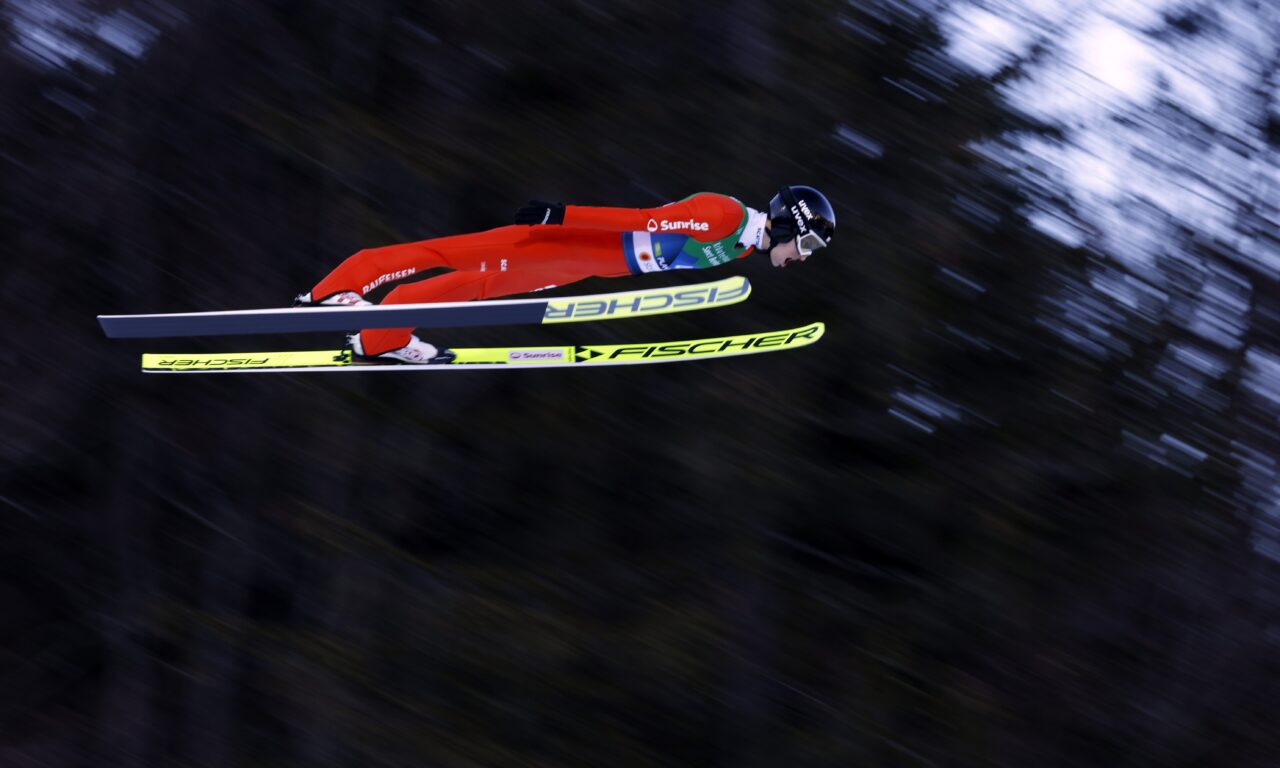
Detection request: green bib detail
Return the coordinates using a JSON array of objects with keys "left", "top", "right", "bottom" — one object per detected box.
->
[{"left": 675, "top": 193, "right": 753, "bottom": 269}]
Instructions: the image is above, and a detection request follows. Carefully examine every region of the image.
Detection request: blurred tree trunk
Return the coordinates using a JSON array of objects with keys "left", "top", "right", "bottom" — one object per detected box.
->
[
  {"left": 292, "top": 496, "right": 357, "bottom": 763},
  {"left": 301, "top": 507, "right": 383, "bottom": 764},
  {"left": 727, "top": 0, "right": 779, "bottom": 89},
  {"left": 94, "top": 399, "right": 158, "bottom": 766},
  {"left": 330, "top": 0, "right": 387, "bottom": 100},
  {"left": 290, "top": 397, "right": 383, "bottom": 766},
  {"left": 88, "top": 9, "right": 196, "bottom": 754},
  {"left": 693, "top": 0, "right": 781, "bottom": 191},
  {"left": 714, "top": 492, "right": 778, "bottom": 767},
  {"left": 1241, "top": 17, "right": 1280, "bottom": 558},
  {"left": 179, "top": 484, "right": 257, "bottom": 767}
]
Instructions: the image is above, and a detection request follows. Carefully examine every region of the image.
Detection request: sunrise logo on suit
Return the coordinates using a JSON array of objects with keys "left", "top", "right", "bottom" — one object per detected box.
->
[{"left": 658, "top": 219, "right": 710, "bottom": 232}]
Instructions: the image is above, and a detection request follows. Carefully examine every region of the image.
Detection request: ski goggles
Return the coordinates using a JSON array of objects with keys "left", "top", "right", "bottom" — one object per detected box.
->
[{"left": 795, "top": 229, "right": 830, "bottom": 256}]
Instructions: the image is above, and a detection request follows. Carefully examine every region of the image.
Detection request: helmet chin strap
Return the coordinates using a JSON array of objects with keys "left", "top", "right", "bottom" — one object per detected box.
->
[{"left": 767, "top": 217, "right": 795, "bottom": 252}]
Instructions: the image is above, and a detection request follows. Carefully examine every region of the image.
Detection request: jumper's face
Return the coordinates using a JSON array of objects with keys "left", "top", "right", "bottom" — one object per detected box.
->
[{"left": 768, "top": 237, "right": 807, "bottom": 268}]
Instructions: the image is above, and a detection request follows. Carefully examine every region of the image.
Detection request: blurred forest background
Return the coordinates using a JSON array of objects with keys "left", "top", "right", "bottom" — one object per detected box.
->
[{"left": 2, "top": 0, "right": 1278, "bottom": 766}]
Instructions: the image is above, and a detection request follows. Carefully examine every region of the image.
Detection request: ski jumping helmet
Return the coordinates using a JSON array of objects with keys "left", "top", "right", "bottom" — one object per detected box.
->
[{"left": 767, "top": 185, "right": 836, "bottom": 256}]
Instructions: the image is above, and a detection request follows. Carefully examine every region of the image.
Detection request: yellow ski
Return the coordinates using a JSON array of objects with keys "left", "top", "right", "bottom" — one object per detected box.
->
[{"left": 141, "top": 322, "right": 824, "bottom": 373}]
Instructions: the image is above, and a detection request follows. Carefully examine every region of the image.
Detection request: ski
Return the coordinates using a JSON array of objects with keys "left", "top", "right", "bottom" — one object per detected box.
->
[
  {"left": 140, "top": 322, "right": 824, "bottom": 373},
  {"left": 99, "top": 276, "right": 750, "bottom": 339}
]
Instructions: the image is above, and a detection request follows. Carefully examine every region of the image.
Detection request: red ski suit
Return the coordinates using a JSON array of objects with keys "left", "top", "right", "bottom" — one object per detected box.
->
[{"left": 309, "top": 193, "right": 754, "bottom": 354}]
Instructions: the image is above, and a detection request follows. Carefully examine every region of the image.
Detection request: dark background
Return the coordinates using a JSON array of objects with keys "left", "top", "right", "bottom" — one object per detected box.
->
[{"left": 2, "top": 1, "right": 1277, "bottom": 766}]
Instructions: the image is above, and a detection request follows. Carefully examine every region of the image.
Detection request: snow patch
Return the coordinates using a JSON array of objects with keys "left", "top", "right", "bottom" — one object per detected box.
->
[{"left": 944, "top": 6, "right": 1033, "bottom": 75}]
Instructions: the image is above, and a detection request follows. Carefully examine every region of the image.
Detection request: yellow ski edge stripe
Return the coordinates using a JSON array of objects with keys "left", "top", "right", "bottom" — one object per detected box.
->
[
  {"left": 541, "top": 276, "right": 750, "bottom": 324},
  {"left": 448, "top": 346, "right": 575, "bottom": 364},
  {"left": 142, "top": 350, "right": 350, "bottom": 370}
]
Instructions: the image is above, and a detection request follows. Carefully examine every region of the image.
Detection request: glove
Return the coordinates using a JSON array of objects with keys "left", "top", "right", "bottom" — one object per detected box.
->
[{"left": 514, "top": 200, "right": 566, "bottom": 226}]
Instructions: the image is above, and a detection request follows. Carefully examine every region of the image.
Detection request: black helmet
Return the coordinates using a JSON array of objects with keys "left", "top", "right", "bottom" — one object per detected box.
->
[{"left": 768, "top": 185, "right": 836, "bottom": 255}]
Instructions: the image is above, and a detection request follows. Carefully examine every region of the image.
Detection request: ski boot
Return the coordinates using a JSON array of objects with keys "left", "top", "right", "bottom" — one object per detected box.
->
[
  {"left": 348, "top": 332, "right": 456, "bottom": 365},
  {"left": 293, "top": 290, "right": 371, "bottom": 307}
]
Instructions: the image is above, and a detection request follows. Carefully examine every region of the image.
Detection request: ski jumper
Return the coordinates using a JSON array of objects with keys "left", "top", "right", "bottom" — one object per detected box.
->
[{"left": 308, "top": 193, "right": 769, "bottom": 354}]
